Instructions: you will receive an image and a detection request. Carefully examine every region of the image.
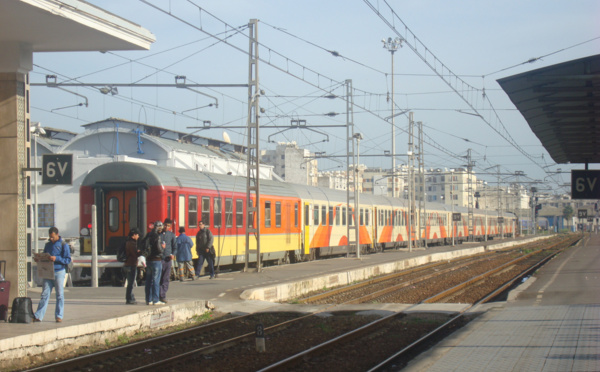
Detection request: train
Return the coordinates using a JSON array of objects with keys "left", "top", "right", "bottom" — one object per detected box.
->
[{"left": 78, "top": 162, "right": 516, "bottom": 274}]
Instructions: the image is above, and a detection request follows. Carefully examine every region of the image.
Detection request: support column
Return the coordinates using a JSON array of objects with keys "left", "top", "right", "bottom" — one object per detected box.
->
[{"left": 0, "top": 71, "right": 31, "bottom": 302}]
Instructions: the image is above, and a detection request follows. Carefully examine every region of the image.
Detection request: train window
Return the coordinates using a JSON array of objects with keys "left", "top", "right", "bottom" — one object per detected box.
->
[
  {"left": 108, "top": 197, "right": 119, "bottom": 232},
  {"left": 295, "top": 203, "right": 299, "bottom": 227},
  {"left": 236, "top": 199, "right": 243, "bottom": 227},
  {"left": 335, "top": 206, "right": 340, "bottom": 225},
  {"left": 342, "top": 207, "right": 347, "bottom": 226},
  {"left": 305, "top": 205, "right": 309, "bottom": 226},
  {"left": 265, "top": 201, "right": 271, "bottom": 228},
  {"left": 178, "top": 195, "right": 186, "bottom": 229},
  {"left": 360, "top": 209, "right": 364, "bottom": 225},
  {"left": 349, "top": 208, "right": 354, "bottom": 226},
  {"left": 214, "top": 198, "right": 222, "bottom": 228},
  {"left": 366, "top": 209, "right": 370, "bottom": 226},
  {"left": 128, "top": 197, "right": 138, "bottom": 229},
  {"left": 313, "top": 205, "right": 319, "bottom": 226},
  {"left": 188, "top": 196, "right": 198, "bottom": 228},
  {"left": 275, "top": 202, "right": 281, "bottom": 227},
  {"left": 328, "top": 206, "right": 333, "bottom": 226},
  {"left": 248, "top": 199, "right": 254, "bottom": 228},
  {"left": 225, "top": 198, "right": 233, "bottom": 228},
  {"left": 379, "top": 210, "right": 383, "bottom": 226},
  {"left": 321, "top": 206, "right": 327, "bottom": 226},
  {"left": 167, "top": 196, "right": 172, "bottom": 222},
  {"left": 201, "top": 197, "right": 210, "bottom": 226}
]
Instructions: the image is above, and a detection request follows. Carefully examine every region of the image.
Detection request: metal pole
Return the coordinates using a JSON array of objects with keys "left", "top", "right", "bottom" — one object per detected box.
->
[
  {"left": 356, "top": 136, "right": 361, "bottom": 259},
  {"left": 391, "top": 50, "right": 395, "bottom": 199},
  {"left": 451, "top": 170, "right": 454, "bottom": 246},
  {"left": 91, "top": 205, "right": 98, "bottom": 288}
]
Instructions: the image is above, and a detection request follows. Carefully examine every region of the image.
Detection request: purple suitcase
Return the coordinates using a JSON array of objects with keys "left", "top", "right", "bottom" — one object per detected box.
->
[{"left": 0, "top": 260, "right": 9, "bottom": 322}]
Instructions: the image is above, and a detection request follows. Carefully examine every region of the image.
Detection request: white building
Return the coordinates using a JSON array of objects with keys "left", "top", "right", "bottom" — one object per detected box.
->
[{"left": 261, "top": 142, "right": 318, "bottom": 186}]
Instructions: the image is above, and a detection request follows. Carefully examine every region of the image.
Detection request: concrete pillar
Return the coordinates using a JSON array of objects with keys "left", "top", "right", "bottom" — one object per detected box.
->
[{"left": 0, "top": 42, "right": 33, "bottom": 304}]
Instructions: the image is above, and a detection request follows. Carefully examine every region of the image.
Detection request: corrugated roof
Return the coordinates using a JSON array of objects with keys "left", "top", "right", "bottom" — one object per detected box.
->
[
  {"left": 497, "top": 54, "right": 600, "bottom": 164},
  {"left": 82, "top": 162, "right": 297, "bottom": 198}
]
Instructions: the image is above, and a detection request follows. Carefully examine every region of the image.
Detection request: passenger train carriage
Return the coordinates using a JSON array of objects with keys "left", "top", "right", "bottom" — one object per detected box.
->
[{"left": 79, "top": 162, "right": 516, "bottom": 272}]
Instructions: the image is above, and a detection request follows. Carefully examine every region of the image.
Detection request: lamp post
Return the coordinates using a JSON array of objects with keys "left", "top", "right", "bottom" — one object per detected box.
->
[{"left": 382, "top": 37, "right": 402, "bottom": 198}]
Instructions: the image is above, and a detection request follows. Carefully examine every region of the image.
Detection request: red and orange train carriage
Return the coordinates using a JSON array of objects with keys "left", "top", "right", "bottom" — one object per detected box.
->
[{"left": 79, "top": 162, "right": 515, "bottom": 275}]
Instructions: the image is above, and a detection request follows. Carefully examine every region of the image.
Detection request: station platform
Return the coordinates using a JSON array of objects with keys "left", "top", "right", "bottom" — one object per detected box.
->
[
  {"left": 405, "top": 232, "right": 600, "bottom": 372},
  {"left": 2, "top": 233, "right": 592, "bottom": 371}
]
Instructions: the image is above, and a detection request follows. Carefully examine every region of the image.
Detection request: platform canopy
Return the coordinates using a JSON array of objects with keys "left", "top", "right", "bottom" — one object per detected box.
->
[
  {"left": 497, "top": 54, "right": 600, "bottom": 165},
  {"left": 0, "top": 0, "right": 154, "bottom": 53}
]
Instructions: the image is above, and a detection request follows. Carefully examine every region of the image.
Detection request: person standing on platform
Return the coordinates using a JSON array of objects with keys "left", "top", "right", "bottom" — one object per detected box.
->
[
  {"left": 33, "top": 227, "right": 71, "bottom": 323},
  {"left": 176, "top": 227, "right": 195, "bottom": 281},
  {"left": 145, "top": 221, "right": 165, "bottom": 306},
  {"left": 124, "top": 228, "right": 141, "bottom": 305},
  {"left": 159, "top": 218, "right": 177, "bottom": 303},
  {"left": 195, "top": 220, "right": 215, "bottom": 279}
]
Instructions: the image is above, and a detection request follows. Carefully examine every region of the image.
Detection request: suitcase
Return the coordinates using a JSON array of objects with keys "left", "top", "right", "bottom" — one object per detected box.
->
[{"left": 0, "top": 261, "right": 9, "bottom": 322}]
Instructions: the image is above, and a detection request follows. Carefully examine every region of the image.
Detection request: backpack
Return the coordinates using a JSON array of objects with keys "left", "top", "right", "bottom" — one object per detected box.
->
[
  {"left": 61, "top": 241, "right": 74, "bottom": 273},
  {"left": 139, "top": 234, "right": 151, "bottom": 258},
  {"left": 9, "top": 297, "right": 34, "bottom": 324},
  {"left": 117, "top": 240, "right": 127, "bottom": 262}
]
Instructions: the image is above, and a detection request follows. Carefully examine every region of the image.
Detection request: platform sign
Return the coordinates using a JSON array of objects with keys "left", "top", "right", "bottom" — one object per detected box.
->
[
  {"left": 452, "top": 213, "right": 461, "bottom": 222},
  {"left": 577, "top": 209, "right": 588, "bottom": 219},
  {"left": 572, "top": 170, "right": 600, "bottom": 199},
  {"left": 42, "top": 154, "right": 73, "bottom": 185}
]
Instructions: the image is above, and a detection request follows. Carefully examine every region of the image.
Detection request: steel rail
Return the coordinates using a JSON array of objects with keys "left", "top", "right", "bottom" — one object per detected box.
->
[{"left": 421, "top": 235, "right": 577, "bottom": 304}]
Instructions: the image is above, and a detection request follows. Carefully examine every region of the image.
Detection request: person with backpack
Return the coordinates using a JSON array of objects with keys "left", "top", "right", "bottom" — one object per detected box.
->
[
  {"left": 145, "top": 221, "right": 165, "bottom": 306},
  {"left": 195, "top": 220, "right": 215, "bottom": 279},
  {"left": 123, "top": 228, "right": 141, "bottom": 305},
  {"left": 33, "top": 227, "right": 71, "bottom": 323},
  {"left": 176, "top": 227, "right": 195, "bottom": 281}
]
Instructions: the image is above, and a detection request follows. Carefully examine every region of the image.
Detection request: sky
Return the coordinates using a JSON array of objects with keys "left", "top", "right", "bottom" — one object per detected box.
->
[{"left": 29, "top": 0, "right": 600, "bottom": 194}]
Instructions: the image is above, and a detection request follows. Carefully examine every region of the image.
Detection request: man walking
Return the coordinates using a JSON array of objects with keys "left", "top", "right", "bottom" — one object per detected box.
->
[
  {"left": 195, "top": 220, "right": 215, "bottom": 279},
  {"left": 176, "top": 227, "right": 195, "bottom": 281},
  {"left": 159, "top": 218, "right": 177, "bottom": 303},
  {"left": 33, "top": 227, "right": 71, "bottom": 323}
]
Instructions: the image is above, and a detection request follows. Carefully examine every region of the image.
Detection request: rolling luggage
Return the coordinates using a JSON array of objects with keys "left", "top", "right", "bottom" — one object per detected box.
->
[{"left": 0, "top": 261, "right": 9, "bottom": 322}]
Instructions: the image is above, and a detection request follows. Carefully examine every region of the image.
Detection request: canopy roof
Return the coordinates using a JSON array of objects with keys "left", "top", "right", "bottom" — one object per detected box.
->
[{"left": 497, "top": 55, "right": 600, "bottom": 164}]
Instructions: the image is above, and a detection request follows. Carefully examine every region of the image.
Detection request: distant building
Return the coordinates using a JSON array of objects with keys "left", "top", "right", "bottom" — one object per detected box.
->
[{"left": 261, "top": 142, "right": 318, "bottom": 186}]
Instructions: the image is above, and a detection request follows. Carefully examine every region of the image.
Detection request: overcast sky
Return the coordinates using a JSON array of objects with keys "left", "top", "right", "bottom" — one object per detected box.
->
[{"left": 30, "top": 0, "right": 600, "bottom": 193}]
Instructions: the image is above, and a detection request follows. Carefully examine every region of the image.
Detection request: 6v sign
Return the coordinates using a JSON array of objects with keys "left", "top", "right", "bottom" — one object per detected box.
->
[
  {"left": 42, "top": 154, "right": 73, "bottom": 185},
  {"left": 572, "top": 170, "right": 600, "bottom": 199}
]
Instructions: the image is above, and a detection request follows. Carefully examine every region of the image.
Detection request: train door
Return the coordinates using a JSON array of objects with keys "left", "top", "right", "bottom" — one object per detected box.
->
[
  {"left": 303, "top": 202, "right": 311, "bottom": 256},
  {"left": 104, "top": 189, "right": 138, "bottom": 254}
]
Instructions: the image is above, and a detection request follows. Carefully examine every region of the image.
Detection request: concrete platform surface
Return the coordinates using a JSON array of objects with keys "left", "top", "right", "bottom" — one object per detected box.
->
[{"left": 404, "top": 233, "right": 600, "bottom": 372}]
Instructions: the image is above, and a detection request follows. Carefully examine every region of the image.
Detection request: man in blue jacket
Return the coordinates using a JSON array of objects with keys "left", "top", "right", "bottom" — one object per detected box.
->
[
  {"left": 176, "top": 227, "right": 195, "bottom": 281},
  {"left": 33, "top": 227, "right": 71, "bottom": 323}
]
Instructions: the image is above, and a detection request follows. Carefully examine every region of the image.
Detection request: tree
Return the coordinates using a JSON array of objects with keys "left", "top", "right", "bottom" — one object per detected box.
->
[{"left": 562, "top": 205, "right": 574, "bottom": 230}]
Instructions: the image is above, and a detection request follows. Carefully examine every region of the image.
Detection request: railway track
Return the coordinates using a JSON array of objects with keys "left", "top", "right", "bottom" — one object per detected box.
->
[{"left": 27, "top": 234, "right": 579, "bottom": 372}]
